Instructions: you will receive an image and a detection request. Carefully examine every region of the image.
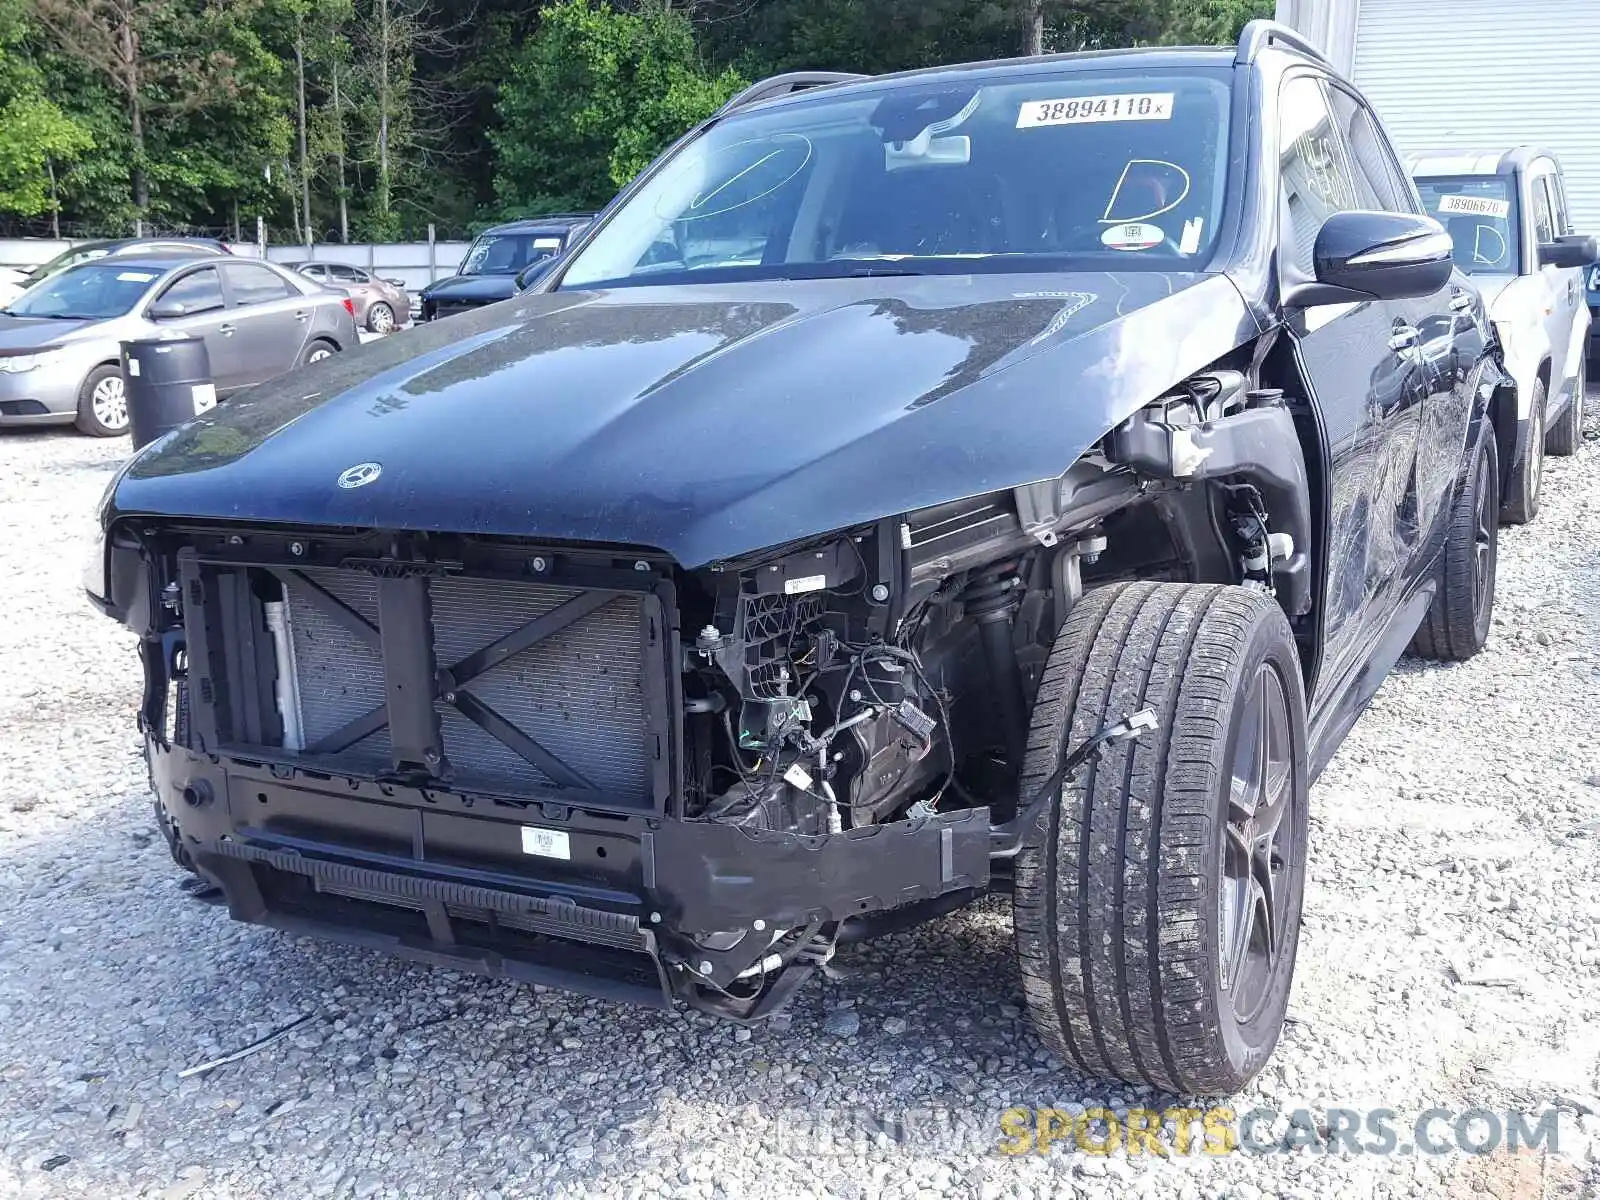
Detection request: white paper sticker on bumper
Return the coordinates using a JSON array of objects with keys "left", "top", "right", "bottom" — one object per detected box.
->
[
  {"left": 191, "top": 383, "right": 217, "bottom": 414},
  {"left": 521, "top": 826, "right": 572, "bottom": 860}
]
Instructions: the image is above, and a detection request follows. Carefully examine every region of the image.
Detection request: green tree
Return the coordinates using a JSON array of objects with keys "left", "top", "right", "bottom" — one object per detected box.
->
[
  {"left": 31, "top": 0, "right": 293, "bottom": 230},
  {"left": 493, "top": 0, "right": 745, "bottom": 216},
  {"left": 0, "top": 0, "right": 91, "bottom": 218},
  {"left": 1154, "top": 0, "right": 1273, "bottom": 44}
]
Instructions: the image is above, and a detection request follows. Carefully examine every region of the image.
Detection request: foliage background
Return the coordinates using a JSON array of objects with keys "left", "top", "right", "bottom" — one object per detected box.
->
[{"left": 0, "top": 0, "right": 1271, "bottom": 240}]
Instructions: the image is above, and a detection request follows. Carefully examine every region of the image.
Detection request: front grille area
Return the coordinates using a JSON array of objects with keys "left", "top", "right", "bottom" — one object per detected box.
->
[{"left": 279, "top": 568, "right": 656, "bottom": 805}]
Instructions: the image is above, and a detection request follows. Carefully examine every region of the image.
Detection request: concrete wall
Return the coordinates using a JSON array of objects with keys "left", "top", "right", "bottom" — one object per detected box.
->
[
  {"left": 0, "top": 238, "right": 474, "bottom": 292},
  {"left": 262, "top": 242, "right": 474, "bottom": 293}
]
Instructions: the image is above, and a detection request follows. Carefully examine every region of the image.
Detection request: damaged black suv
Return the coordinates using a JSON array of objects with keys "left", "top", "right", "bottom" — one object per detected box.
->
[{"left": 88, "top": 21, "right": 1506, "bottom": 1094}]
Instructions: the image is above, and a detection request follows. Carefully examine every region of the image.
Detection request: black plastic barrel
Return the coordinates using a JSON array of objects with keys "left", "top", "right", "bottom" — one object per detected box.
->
[{"left": 122, "top": 335, "right": 215, "bottom": 450}]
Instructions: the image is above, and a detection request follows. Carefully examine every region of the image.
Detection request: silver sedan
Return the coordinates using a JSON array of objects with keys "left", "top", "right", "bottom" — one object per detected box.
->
[{"left": 0, "top": 255, "right": 359, "bottom": 436}]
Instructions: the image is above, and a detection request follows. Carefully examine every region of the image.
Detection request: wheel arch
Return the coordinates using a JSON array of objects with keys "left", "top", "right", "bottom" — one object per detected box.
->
[{"left": 1489, "top": 368, "right": 1521, "bottom": 498}]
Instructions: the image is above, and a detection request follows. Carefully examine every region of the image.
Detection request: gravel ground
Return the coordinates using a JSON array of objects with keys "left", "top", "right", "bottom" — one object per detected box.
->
[{"left": 1, "top": 405, "right": 1598, "bottom": 1200}]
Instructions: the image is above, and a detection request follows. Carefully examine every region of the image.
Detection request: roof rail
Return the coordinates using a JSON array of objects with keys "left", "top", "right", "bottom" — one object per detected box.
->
[
  {"left": 716, "top": 71, "right": 871, "bottom": 116},
  {"left": 1235, "top": 18, "right": 1330, "bottom": 66}
]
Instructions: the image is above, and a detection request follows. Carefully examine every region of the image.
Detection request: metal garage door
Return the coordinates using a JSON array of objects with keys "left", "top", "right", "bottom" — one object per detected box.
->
[{"left": 1352, "top": 0, "right": 1600, "bottom": 231}]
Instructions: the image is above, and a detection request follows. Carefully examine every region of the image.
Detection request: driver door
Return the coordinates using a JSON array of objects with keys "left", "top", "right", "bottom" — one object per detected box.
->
[
  {"left": 144, "top": 266, "right": 243, "bottom": 390},
  {"left": 1531, "top": 169, "right": 1584, "bottom": 406},
  {"left": 1277, "top": 74, "right": 1428, "bottom": 694}
]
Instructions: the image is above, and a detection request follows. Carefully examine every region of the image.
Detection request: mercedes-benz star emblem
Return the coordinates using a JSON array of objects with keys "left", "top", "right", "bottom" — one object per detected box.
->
[{"left": 338, "top": 462, "right": 382, "bottom": 490}]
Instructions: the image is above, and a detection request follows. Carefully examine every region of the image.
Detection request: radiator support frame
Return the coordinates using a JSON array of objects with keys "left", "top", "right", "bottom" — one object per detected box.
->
[{"left": 175, "top": 544, "right": 680, "bottom": 817}]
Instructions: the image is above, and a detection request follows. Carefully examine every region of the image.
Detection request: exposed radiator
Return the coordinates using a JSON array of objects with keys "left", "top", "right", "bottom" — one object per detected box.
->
[{"left": 280, "top": 568, "right": 654, "bottom": 806}]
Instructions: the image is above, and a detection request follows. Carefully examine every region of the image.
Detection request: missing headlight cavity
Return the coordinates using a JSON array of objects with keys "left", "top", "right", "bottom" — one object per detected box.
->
[{"left": 683, "top": 524, "right": 1043, "bottom": 840}]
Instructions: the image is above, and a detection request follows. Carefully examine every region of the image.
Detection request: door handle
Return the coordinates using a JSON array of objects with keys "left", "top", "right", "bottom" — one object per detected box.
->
[
  {"left": 219, "top": 324, "right": 236, "bottom": 337},
  {"left": 294, "top": 310, "right": 310, "bottom": 322},
  {"left": 1388, "top": 326, "right": 1419, "bottom": 352},
  {"left": 1449, "top": 293, "right": 1473, "bottom": 312}
]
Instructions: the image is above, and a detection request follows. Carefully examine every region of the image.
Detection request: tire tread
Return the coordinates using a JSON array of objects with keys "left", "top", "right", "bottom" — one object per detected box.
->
[{"left": 1014, "top": 581, "right": 1303, "bottom": 1094}]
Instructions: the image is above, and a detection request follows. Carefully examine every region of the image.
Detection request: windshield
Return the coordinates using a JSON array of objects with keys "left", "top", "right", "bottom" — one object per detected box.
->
[
  {"left": 24, "top": 244, "right": 110, "bottom": 284},
  {"left": 1414, "top": 175, "right": 1520, "bottom": 274},
  {"left": 5, "top": 262, "right": 161, "bottom": 319},
  {"left": 460, "top": 231, "right": 567, "bottom": 276},
  {"left": 560, "top": 67, "right": 1233, "bottom": 289}
]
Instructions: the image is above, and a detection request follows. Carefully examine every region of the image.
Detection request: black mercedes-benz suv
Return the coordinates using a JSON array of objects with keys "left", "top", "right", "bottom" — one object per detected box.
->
[{"left": 88, "top": 21, "right": 1508, "bottom": 1094}]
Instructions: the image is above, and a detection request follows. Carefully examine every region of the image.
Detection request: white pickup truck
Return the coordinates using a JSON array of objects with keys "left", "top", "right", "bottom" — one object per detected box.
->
[{"left": 1408, "top": 148, "right": 1595, "bottom": 523}]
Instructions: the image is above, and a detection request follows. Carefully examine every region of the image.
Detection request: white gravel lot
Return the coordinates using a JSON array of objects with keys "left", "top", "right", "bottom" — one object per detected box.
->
[{"left": 1, "top": 405, "right": 1597, "bottom": 1200}]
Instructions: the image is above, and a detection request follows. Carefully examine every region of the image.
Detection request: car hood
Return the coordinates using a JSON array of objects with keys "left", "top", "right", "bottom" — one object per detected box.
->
[
  {"left": 421, "top": 274, "right": 519, "bottom": 305},
  {"left": 0, "top": 315, "right": 104, "bottom": 348},
  {"left": 1470, "top": 273, "right": 1517, "bottom": 313},
  {"left": 114, "top": 272, "right": 1257, "bottom": 567}
]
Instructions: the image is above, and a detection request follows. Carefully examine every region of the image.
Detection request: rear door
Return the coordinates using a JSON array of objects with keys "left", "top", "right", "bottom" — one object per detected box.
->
[
  {"left": 144, "top": 265, "right": 241, "bottom": 388},
  {"left": 1277, "top": 73, "right": 1425, "bottom": 687},
  {"left": 219, "top": 261, "right": 312, "bottom": 386}
]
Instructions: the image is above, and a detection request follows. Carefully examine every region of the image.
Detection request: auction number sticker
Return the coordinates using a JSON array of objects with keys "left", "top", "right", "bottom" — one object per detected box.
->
[
  {"left": 521, "top": 826, "right": 572, "bottom": 861},
  {"left": 1437, "top": 194, "right": 1510, "bottom": 219},
  {"left": 1018, "top": 92, "right": 1174, "bottom": 128},
  {"left": 1101, "top": 222, "right": 1165, "bottom": 251}
]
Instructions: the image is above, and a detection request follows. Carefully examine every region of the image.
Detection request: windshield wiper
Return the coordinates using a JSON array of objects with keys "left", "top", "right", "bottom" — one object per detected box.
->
[{"left": 842, "top": 266, "right": 930, "bottom": 278}]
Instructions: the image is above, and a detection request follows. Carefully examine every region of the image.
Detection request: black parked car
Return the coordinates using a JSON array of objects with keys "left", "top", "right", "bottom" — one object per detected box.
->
[
  {"left": 416, "top": 215, "right": 592, "bottom": 321},
  {"left": 88, "top": 22, "right": 1506, "bottom": 1095}
]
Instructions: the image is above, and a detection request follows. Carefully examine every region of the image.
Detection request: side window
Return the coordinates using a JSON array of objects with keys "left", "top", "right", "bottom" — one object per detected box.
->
[
  {"left": 301, "top": 265, "right": 326, "bottom": 281},
  {"left": 1325, "top": 86, "right": 1415, "bottom": 213},
  {"left": 1278, "top": 75, "right": 1360, "bottom": 274},
  {"left": 1551, "top": 173, "right": 1572, "bottom": 236},
  {"left": 1531, "top": 176, "right": 1556, "bottom": 245},
  {"left": 226, "top": 263, "right": 295, "bottom": 306},
  {"left": 154, "top": 267, "right": 225, "bottom": 317}
]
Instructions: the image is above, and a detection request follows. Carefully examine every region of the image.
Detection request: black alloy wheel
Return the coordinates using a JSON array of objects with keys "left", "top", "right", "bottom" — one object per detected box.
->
[{"left": 1219, "top": 662, "right": 1296, "bottom": 1025}]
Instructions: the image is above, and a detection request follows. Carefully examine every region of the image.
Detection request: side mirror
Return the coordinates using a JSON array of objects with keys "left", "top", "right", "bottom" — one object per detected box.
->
[
  {"left": 514, "top": 258, "right": 558, "bottom": 293},
  {"left": 1297, "top": 211, "right": 1454, "bottom": 304},
  {"left": 1538, "top": 234, "right": 1598, "bottom": 269},
  {"left": 383, "top": 277, "right": 406, "bottom": 288},
  {"left": 148, "top": 299, "right": 189, "bottom": 321}
]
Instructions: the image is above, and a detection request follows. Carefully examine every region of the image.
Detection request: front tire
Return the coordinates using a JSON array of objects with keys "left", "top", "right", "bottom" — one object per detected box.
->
[
  {"left": 1013, "top": 582, "right": 1309, "bottom": 1094},
  {"left": 74, "top": 364, "right": 129, "bottom": 437},
  {"left": 1500, "top": 377, "right": 1544, "bottom": 525},
  {"left": 1410, "top": 419, "right": 1498, "bottom": 662},
  {"left": 1547, "top": 358, "right": 1586, "bottom": 456}
]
